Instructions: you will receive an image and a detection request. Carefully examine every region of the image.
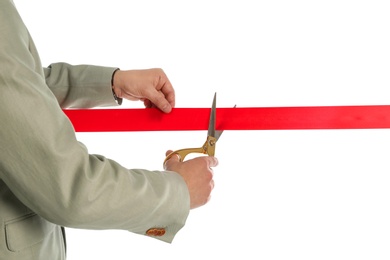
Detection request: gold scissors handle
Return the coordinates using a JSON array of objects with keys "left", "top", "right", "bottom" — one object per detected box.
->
[
  {"left": 163, "top": 93, "right": 220, "bottom": 166},
  {"left": 164, "top": 136, "right": 216, "bottom": 164}
]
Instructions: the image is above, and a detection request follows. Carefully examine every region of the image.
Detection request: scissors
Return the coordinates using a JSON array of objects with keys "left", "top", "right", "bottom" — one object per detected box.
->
[{"left": 164, "top": 92, "right": 222, "bottom": 164}]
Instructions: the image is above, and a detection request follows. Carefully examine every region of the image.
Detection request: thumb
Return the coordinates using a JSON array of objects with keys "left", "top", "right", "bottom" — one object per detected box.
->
[
  {"left": 165, "top": 150, "right": 174, "bottom": 157},
  {"left": 164, "top": 150, "right": 180, "bottom": 170}
]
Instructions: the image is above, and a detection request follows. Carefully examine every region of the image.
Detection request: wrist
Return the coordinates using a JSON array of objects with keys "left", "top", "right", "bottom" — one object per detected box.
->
[{"left": 111, "top": 68, "right": 122, "bottom": 105}]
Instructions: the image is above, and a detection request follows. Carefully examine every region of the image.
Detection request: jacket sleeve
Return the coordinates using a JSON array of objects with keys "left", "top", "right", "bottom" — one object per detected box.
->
[
  {"left": 43, "top": 63, "right": 119, "bottom": 108},
  {"left": 0, "top": 0, "right": 190, "bottom": 243}
]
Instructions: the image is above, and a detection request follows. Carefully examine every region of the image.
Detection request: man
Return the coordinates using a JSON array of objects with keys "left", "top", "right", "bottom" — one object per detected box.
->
[{"left": 0, "top": 0, "right": 217, "bottom": 259}]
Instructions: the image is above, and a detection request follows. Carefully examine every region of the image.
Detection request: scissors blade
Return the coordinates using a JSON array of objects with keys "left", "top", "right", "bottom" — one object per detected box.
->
[
  {"left": 210, "top": 103, "right": 235, "bottom": 142},
  {"left": 207, "top": 93, "right": 217, "bottom": 139},
  {"left": 214, "top": 130, "right": 223, "bottom": 141}
]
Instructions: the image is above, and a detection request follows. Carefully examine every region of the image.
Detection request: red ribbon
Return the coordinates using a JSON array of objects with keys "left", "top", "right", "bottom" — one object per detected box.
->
[{"left": 63, "top": 105, "right": 390, "bottom": 132}]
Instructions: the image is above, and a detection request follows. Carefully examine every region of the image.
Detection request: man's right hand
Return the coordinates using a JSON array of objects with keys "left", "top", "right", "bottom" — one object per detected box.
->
[{"left": 164, "top": 150, "right": 218, "bottom": 209}]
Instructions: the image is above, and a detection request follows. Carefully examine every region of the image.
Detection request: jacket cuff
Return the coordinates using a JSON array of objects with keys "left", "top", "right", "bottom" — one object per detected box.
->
[{"left": 111, "top": 68, "right": 123, "bottom": 105}]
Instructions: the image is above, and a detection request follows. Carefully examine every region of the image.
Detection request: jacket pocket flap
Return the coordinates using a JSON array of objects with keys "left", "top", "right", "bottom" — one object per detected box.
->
[{"left": 5, "top": 213, "right": 56, "bottom": 252}]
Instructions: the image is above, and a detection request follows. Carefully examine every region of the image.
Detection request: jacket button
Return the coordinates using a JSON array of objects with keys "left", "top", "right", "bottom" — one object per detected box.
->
[{"left": 146, "top": 228, "right": 166, "bottom": 236}]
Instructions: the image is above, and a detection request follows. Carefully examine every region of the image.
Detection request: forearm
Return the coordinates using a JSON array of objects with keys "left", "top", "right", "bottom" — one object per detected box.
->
[{"left": 44, "top": 63, "right": 119, "bottom": 108}]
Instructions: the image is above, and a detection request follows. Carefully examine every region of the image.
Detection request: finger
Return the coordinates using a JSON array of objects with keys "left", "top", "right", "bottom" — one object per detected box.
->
[
  {"left": 154, "top": 69, "right": 175, "bottom": 108},
  {"left": 143, "top": 99, "right": 153, "bottom": 108},
  {"left": 207, "top": 156, "right": 219, "bottom": 168},
  {"left": 160, "top": 81, "right": 175, "bottom": 109},
  {"left": 146, "top": 89, "right": 173, "bottom": 113},
  {"left": 152, "top": 70, "right": 175, "bottom": 112},
  {"left": 164, "top": 150, "right": 180, "bottom": 170}
]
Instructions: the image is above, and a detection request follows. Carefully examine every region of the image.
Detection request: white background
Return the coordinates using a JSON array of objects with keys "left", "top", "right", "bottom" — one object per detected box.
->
[{"left": 14, "top": 0, "right": 390, "bottom": 259}]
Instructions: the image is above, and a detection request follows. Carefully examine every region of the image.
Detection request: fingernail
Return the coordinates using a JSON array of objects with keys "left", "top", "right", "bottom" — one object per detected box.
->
[
  {"left": 210, "top": 157, "right": 218, "bottom": 166},
  {"left": 163, "top": 104, "right": 172, "bottom": 113}
]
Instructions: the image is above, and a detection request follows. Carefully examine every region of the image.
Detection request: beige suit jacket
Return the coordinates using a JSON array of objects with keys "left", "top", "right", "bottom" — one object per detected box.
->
[{"left": 0, "top": 1, "right": 190, "bottom": 259}]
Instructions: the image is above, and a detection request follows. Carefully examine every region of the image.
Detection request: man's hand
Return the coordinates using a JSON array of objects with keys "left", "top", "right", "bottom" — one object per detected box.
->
[
  {"left": 164, "top": 150, "right": 218, "bottom": 209},
  {"left": 112, "top": 68, "right": 175, "bottom": 113}
]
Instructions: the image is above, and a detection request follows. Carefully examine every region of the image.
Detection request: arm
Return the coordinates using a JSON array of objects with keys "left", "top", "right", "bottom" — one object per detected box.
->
[
  {"left": 43, "top": 64, "right": 176, "bottom": 111},
  {"left": 43, "top": 63, "right": 119, "bottom": 108},
  {"left": 0, "top": 1, "right": 189, "bottom": 243}
]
